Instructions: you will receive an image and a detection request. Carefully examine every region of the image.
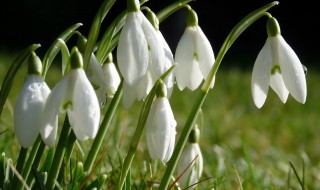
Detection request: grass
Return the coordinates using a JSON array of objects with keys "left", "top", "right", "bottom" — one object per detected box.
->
[{"left": 1, "top": 52, "right": 320, "bottom": 189}]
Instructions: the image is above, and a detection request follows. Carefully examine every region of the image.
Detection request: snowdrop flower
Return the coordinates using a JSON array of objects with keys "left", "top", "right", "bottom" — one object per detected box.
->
[
  {"left": 121, "top": 9, "right": 174, "bottom": 109},
  {"left": 251, "top": 17, "right": 307, "bottom": 108},
  {"left": 177, "top": 127, "right": 203, "bottom": 189},
  {"left": 40, "top": 47, "right": 100, "bottom": 147},
  {"left": 117, "top": 0, "right": 165, "bottom": 86},
  {"left": 175, "top": 9, "right": 215, "bottom": 91},
  {"left": 146, "top": 81, "right": 176, "bottom": 162},
  {"left": 102, "top": 53, "right": 121, "bottom": 98},
  {"left": 14, "top": 53, "right": 50, "bottom": 148}
]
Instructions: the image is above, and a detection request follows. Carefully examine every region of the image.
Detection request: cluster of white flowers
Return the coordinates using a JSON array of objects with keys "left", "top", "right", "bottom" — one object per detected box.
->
[
  {"left": 13, "top": 1, "right": 307, "bottom": 188},
  {"left": 14, "top": 47, "right": 121, "bottom": 148}
]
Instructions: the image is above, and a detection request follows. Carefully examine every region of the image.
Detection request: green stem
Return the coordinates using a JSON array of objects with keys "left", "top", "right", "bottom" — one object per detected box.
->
[
  {"left": 25, "top": 142, "right": 46, "bottom": 187},
  {"left": 12, "top": 148, "right": 27, "bottom": 189},
  {"left": 156, "top": 0, "right": 193, "bottom": 23},
  {"left": 16, "top": 136, "right": 43, "bottom": 190},
  {"left": 45, "top": 116, "right": 72, "bottom": 190},
  {"left": 159, "top": 2, "right": 279, "bottom": 189},
  {"left": 83, "top": 81, "right": 123, "bottom": 172}
]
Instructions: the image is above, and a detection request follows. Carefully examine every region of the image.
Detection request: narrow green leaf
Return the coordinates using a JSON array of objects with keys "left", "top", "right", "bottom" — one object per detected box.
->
[
  {"left": 0, "top": 44, "right": 41, "bottom": 117},
  {"left": 42, "top": 23, "right": 82, "bottom": 77},
  {"left": 32, "top": 166, "right": 46, "bottom": 190},
  {"left": 83, "top": 0, "right": 117, "bottom": 70}
]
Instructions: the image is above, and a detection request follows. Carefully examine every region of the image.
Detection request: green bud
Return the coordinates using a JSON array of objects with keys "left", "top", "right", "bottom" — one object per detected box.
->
[
  {"left": 267, "top": 17, "right": 281, "bottom": 37},
  {"left": 156, "top": 80, "right": 167, "bottom": 98},
  {"left": 77, "top": 35, "right": 87, "bottom": 53},
  {"left": 70, "top": 47, "right": 83, "bottom": 69},
  {"left": 28, "top": 52, "right": 42, "bottom": 75},
  {"left": 186, "top": 8, "right": 198, "bottom": 26},
  {"left": 127, "top": 0, "right": 140, "bottom": 12},
  {"left": 188, "top": 126, "right": 200, "bottom": 143},
  {"left": 146, "top": 10, "right": 159, "bottom": 30}
]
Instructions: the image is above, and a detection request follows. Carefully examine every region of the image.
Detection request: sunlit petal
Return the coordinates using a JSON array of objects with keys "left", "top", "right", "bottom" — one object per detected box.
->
[
  {"left": 117, "top": 12, "right": 148, "bottom": 85},
  {"left": 270, "top": 72, "right": 289, "bottom": 103},
  {"left": 14, "top": 75, "right": 50, "bottom": 148},
  {"left": 251, "top": 39, "right": 272, "bottom": 108},
  {"left": 277, "top": 36, "right": 307, "bottom": 103},
  {"left": 67, "top": 69, "right": 100, "bottom": 141}
]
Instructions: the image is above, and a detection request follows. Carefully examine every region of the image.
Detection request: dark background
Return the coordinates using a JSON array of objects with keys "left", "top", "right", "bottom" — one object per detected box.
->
[{"left": 0, "top": 0, "right": 318, "bottom": 68}]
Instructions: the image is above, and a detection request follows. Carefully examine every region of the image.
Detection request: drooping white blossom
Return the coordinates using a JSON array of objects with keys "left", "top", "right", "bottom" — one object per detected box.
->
[
  {"left": 119, "top": 10, "right": 174, "bottom": 109},
  {"left": 177, "top": 143, "right": 203, "bottom": 189},
  {"left": 145, "top": 83, "right": 176, "bottom": 162},
  {"left": 175, "top": 25, "right": 215, "bottom": 91},
  {"left": 251, "top": 17, "right": 306, "bottom": 108},
  {"left": 14, "top": 75, "right": 51, "bottom": 148},
  {"left": 40, "top": 49, "right": 100, "bottom": 147}
]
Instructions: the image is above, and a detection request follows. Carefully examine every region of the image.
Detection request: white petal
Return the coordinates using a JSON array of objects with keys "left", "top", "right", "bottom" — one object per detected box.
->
[
  {"left": 157, "top": 31, "right": 175, "bottom": 98},
  {"left": 276, "top": 36, "right": 307, "bottom": 103},
  {"left": 122, "top": 81, "right": 137, "bottom": 109},
  {"left": 270, "top": 72, "right": 289, "bottom": 103},
  {"left": 86, "top": 54, "right": 107, "bottom": 105},
  {"left": 175, "top": 27, "right": 203, "bottom": 91},
  {"left": 136, "top": 71, "right": 154, "bottom": 101},
  {"left": 251, "top": 39, "right": 272, "bottom": 108},
  {"left": 40, "top": 75, "right": 68, "bottom": 147},
  {"left": 14, "top": 75, "right": 50, "bottom": 148},
  {"left": 117, "top": 12, "right": 148, "bottom": 85},
  {"left": 146, "top": 97, "right": 176, "bottom": 162},
  {"left": 67, "top": 69, "right": 100, "bottom": 141},
  {"left": 195, "top": 26, "right": 215, "bottom": 79},
  {"left": 141, "top": 14, "right": 166, "bottom": 79},
  {"left": 102, "top": 63, "right": 121, "bottom": 98}
]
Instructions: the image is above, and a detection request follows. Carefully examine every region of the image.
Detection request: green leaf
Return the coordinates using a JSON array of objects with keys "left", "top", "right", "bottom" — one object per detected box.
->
[
  {"left": 42, "top": 23, "right": 82, "bottom": 77},
  {"left": 0, "top": 44, "right": 41, "bottom": 117},
  {"left": 83, "top": 0, "right": 117, "bottom": 70}
]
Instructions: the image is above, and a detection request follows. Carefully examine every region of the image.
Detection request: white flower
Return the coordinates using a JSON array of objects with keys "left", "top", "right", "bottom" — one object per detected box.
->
[
  {"left": 86, "top": 54, "right": 107, "bottom": 105},
  {"left": 117, "top": 11, "right": 150, "bottom": 86},
  {"left": 102, "top": 62, "right": 121, "bottom": 98},
  {"left": 40, "top": 65, "right": 100, "bottom": 147},
  {"left": 178, "top": 143, "right": 203, "bottom": 189},
  {"left": 251, "top": 18, "right": 306, "bottom": 108},
  {"left": 175, "top": 25, "right": 215, "bottom": 91},
  {"left": 145, "top": 87, "right": 176, "bottom": 162},
  {"left": 14, "top": 75, "right": 51, "bottom": 148}
]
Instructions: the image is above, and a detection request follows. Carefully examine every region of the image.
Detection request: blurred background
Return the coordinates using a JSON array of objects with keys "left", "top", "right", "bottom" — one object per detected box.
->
[{"left": 0, "top": 0, "right": 318, "bottom": 69}]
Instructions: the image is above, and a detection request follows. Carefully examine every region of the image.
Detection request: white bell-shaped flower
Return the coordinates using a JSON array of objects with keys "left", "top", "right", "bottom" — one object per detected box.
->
[
  {"left": 175, "top": 9, "right": 215, "bottom": 91},
  {"left": 86, "top": 54, "right": 108, "bottom": 106},
  {"left": 14, "top": 54, "right": 50, "bottom": 148},
  {"left": 251, "top": 17, "right": 307, "bottom": 108},
  {"left": 177, "top": 128, "right": 203, "bottom": 189},
  {"left": 40, "top": 48, "right": 100, "bottom": 147},
  {"left": 102, "top": 57, "right": 121, "bottom": 98},
  {"left": 146, "top": 81, "right": 176, "bottom": 162}
]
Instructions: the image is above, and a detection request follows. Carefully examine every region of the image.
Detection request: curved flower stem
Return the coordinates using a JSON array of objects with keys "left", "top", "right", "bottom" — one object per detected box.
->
[
  {"left": 45, "top": 116, "right": 72, "bottom": 190},
  {"left": 16, "top": 136, "right": 45, "bottom": 190},
  {"left": 83, "top": 80, "right": 123, "bottom": 172},
  {"left": 159, "top": 2, "right": 279, "bottom": 189},
  {"left": 11, "top": 148, "right": 27, "bottom": 189}
]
